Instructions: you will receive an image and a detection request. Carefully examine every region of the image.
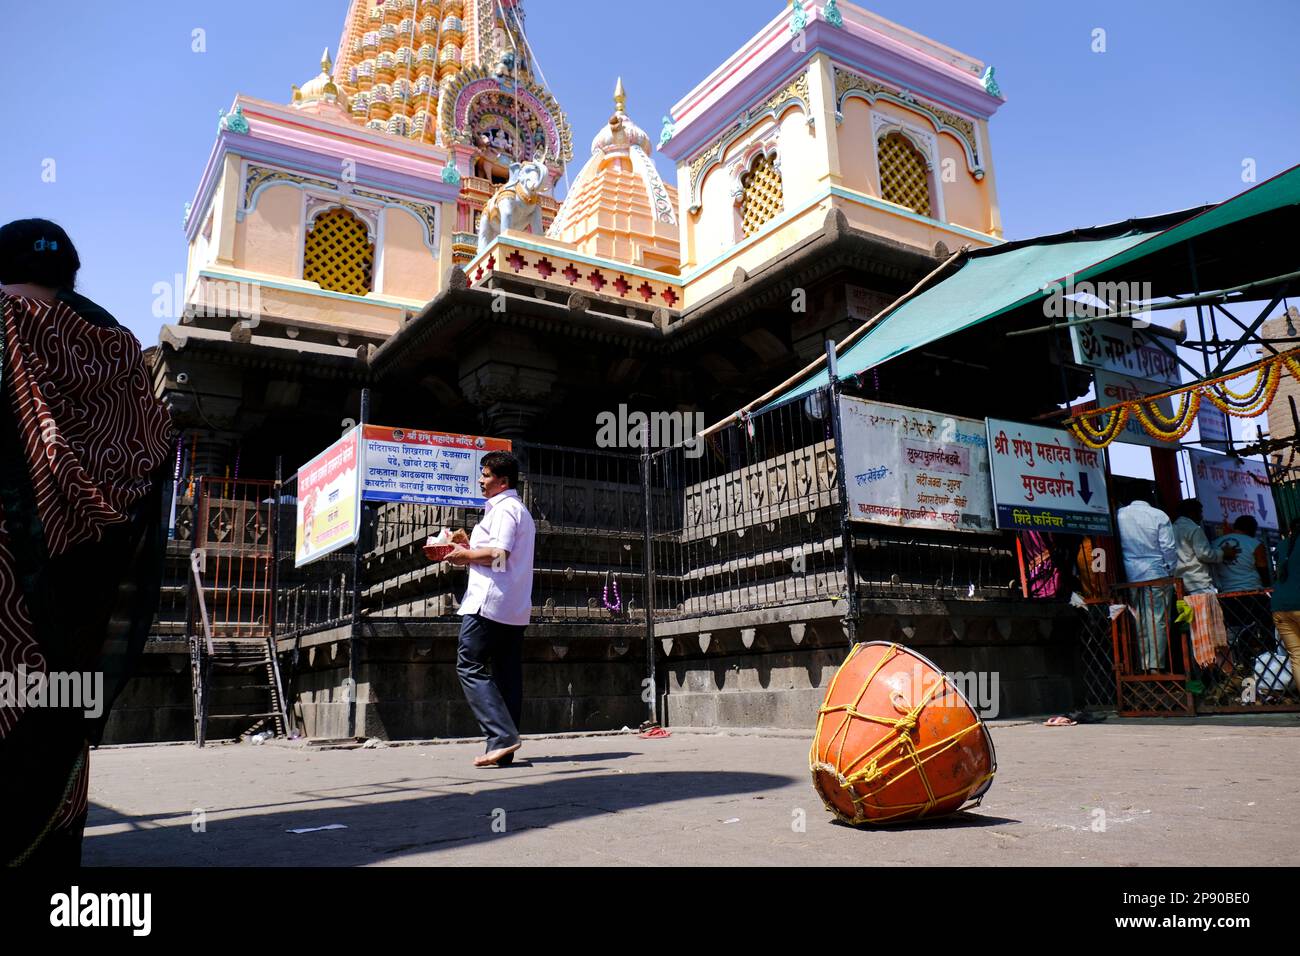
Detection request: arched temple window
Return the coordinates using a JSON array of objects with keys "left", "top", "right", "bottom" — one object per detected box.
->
[
  {"left": 303, "top": 207, "right": 375, "bottom": 297},
  {"left": 740, "top": 153, "right": 784, "bottom": 238},
  {"left": 877, "top": 131, "right": 934, "bottom": 218}
]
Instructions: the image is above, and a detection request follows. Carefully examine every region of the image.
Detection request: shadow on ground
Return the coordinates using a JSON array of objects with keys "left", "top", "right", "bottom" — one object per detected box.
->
[{"left": 84, "top": 769, "right": 789, "bottom": 866}]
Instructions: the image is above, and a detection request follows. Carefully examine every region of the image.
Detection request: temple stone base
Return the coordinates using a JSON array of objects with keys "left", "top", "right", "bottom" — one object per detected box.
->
[
  {"left": 282, "top": 622, "right": 648, "bottom": 741},
  {"left": 657, "top": 599, "right": 1081, "bottom": 729},
  {"left": 100, "top": 642, "right": 194, "bottom": 745},
  {"left": 105, "top": 599, "right": 1085, "bottom": 745}
]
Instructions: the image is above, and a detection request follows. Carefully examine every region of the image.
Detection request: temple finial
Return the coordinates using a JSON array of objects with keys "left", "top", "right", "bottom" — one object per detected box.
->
[
  {"left": 321, "top": 47, "right": 333, "bottom": 75},
  {"left": 614, "top": 77, "right": 627, "bottom": 114}
]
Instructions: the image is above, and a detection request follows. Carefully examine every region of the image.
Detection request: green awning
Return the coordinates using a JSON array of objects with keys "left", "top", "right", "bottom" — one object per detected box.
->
[{"left": 764, "top": 163, "right": 1300, "bottom": 409}]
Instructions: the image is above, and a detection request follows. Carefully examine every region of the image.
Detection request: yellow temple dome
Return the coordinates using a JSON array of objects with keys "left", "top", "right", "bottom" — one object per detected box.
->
[
  {"left": 549, "top": 79, "right": 679, "bottom": 273},
  {"left": 293, "top": 48, "right": 350, "bottom": 111}
]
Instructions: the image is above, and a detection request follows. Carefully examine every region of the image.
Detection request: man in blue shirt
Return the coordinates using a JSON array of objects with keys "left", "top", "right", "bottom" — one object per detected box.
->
[{"left": 1213, "top": 515, "right": 1270, "bottom": 593}]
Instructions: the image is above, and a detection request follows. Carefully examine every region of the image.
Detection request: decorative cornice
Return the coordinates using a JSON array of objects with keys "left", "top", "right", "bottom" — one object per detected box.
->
[
  {"left": 686, "top": 68, "right": 811, "bottom": 210},
  {"left": 663, "top": 19, "right": 1002, "bottom": 162},
  {"left": 835, "top": 65, "right": 983, "bottom": 175},
  {"left": 356, "top": 187, "right": 440, "bottom": 247},
  {"left": 218, "top": 105, "right": 250, "bottom": 134},
  {"left": 241, "top": 163, "right": 442, "bottom": 254},
  {"left": 243, "top": 165, "right": 333, "bottom": 212}
]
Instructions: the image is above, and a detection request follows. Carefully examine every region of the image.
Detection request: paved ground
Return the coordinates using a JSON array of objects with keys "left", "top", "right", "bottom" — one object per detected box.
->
[{"left": 83, "top": 716, "right": 1300, "bottom": 866}]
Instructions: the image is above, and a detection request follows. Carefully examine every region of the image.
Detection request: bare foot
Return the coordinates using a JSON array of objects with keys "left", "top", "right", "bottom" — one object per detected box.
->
[{"left": 474, "top": 742, "right": 521, "bottom": 767}]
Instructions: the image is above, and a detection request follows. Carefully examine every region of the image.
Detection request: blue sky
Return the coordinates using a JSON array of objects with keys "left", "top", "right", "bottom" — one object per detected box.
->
[{"left": 1, "top": 0, "right": 1296, "bottom": 358}]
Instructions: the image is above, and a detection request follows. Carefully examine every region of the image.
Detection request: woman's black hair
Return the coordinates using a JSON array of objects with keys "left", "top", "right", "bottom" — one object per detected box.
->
[{"left": 0, "top": 219, "right": 81, "bottom": 289}]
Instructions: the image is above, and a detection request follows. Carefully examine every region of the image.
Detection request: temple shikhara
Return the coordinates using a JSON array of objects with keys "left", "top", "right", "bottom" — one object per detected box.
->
[{"left": 128, "top": 0, "right": 1296, "bottom": 747}]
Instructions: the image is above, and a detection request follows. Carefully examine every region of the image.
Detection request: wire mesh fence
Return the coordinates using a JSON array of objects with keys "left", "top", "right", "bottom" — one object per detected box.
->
[
  {"left": 1196, "top": 589, "right": 1300, "bottom": 711},
  {"left": 267, "top": 389, "right": 1053, "bottom": 643},
  {"left": 1077, "top": 598, "right": 1118, "bottom": 709}
]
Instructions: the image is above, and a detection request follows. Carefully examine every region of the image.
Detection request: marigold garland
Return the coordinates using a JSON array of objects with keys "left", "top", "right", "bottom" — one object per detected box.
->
[
  {"left": 1283, "top": 352, "right": 1300, "bottom": 381},
  {"left": 1203, "top": 360, "right": 1281, "bottom": 417},
  {"left": 1217, "top": 363, "right": 1273, "bottom": 402},
  {"left": 1065, "top": 346, "right": 1300, "bottom": 449},
  {"left": 1069, "top": 405, "right": 1130, "bottom": 449},
  {"left": 1140, "top": 389, "right": 1198, "bottom": 429},
  {"left": 1132, "top": 389, "right": 1201, "bottom": 442}
]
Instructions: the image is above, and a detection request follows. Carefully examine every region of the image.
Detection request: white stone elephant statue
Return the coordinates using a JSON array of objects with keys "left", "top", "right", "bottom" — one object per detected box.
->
[{"left": 476, "top": 158, "right": 549, "bottom": 254}]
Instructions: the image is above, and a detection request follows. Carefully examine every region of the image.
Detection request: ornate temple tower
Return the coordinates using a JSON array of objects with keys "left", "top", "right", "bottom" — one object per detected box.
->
[{"left": 332, "top": 0, "right": 573, "bottom": 263}]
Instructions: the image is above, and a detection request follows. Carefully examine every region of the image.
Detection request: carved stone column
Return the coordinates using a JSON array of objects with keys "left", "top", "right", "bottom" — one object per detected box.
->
[{"left": 457, "top": 330, "right": 560, "bottom": 441}]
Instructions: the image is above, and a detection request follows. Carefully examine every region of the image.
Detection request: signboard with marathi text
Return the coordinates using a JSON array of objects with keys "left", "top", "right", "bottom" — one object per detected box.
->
[
  {"left": 986, "top": 419, "right": 1111, "bottom": 535},
  {"left": 1197, "top": 405, "right": 1233, "bottom": 452},
  {"left": 839, "top": 397, "right": 995, "bottom": 533},
  {"left": 846, "top": 284, "right": 886, "bottom": 322},
  {"left": 1189, "top": 449, "right": 1276, "bottom": 530},
  {"left": 1093, "top": 370, "right": 1178, "bottom": 449},
  {"left": 1070, "top": 320, "right": 1181, "bottom": 387},
  {"left": 360, "top": 425, "right": 512, "bottom": 508},
  {"left": 295, "top": 427, "right": 362, "bottom": 567}
]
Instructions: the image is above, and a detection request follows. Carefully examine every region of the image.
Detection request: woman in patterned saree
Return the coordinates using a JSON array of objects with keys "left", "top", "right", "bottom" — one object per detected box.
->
[{"left": 0, "top": 219, "right": 173, "bottom": 865}]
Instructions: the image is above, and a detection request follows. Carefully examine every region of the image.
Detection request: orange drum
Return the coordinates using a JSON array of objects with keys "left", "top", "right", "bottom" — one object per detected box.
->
[{"left": 810, "top": 642, "right": 996, "bottom": 825}]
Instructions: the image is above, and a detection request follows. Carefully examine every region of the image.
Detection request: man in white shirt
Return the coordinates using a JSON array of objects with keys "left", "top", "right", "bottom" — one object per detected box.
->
[
  {"left": 445, "top": 451, "right": 536, "bottom": 767},
  {"left": 1116, "top": 488, "right": 1179, "bottom": 672},
  {"left": 1172, "top": 498, "right": 1238, "bottom": 595}
]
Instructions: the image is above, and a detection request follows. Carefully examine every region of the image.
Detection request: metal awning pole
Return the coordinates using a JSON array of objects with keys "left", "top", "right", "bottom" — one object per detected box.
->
[{"left": 825, "top": 340, "right": 860, "bottom": 645}]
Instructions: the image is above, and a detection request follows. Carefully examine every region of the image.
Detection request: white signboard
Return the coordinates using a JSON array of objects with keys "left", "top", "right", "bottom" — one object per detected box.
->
[
  {"left": 839, "top": 397, "right": 995, "bottom": 533},
  {"left": 360, "top": 425, "right": 512, "bottom": 508},
  {"left": 1197, "top": 405, "right": 1232, "bottom": 452},
  {"left": 1093, "top": 370, "right": 1178, "bottom": 449},
  {"left": 1071, "top": 320, "right": 1181, "bottom": 387},
  {"left": 986, "top": 419, "right": 1112, "bottom": 535},
  {"left": 1189, "top": 449, "right": 1276, "bottom": 530}
]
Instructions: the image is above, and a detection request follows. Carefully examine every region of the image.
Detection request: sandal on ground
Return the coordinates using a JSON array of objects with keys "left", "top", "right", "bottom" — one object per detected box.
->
[{"left": 474, "top": 742, "right": 522, "bottom": 767}]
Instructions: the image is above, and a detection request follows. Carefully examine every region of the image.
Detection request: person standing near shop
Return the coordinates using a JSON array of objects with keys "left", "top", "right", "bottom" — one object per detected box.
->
[
  {"left": 1215, "top": 514, "right": 1272, "bottom": 645},
  {"left": 1213, "top": 515, "right": 1270, "bottom": 593},
  {"left": 1269, "top": 518, "right": 1300, "bottom": 694},
  {"left": 446, "top": 451, "right": 536, "bottom": 768},
  {"left": 1172, "top": 498, "right": 1239, "bottom": 673},
  {"left": 1117, "top": 487, "right": 1179, "bottom": 672},
  {"left": 1173, "top": 498, "right": 1240, "bottom": 594}
]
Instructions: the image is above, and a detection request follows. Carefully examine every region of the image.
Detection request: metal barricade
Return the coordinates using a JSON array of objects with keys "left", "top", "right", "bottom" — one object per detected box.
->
[
  {"left": 189, "top": 477, "right": 276, "bottom": 639},
  {"left": 1111, "top": 577, "right": 1194, "bottom": 717}
]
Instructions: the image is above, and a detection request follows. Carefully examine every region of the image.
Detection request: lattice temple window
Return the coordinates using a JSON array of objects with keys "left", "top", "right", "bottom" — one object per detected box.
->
[
  {"left": 878, "top": 132, "right": 934, "bottom": 218},
  {"left": 303, "top": 207, "right": 375, "bottom": 296},
  {"left": 741, "top": 153, "right": 784, "bottom": 238}
]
